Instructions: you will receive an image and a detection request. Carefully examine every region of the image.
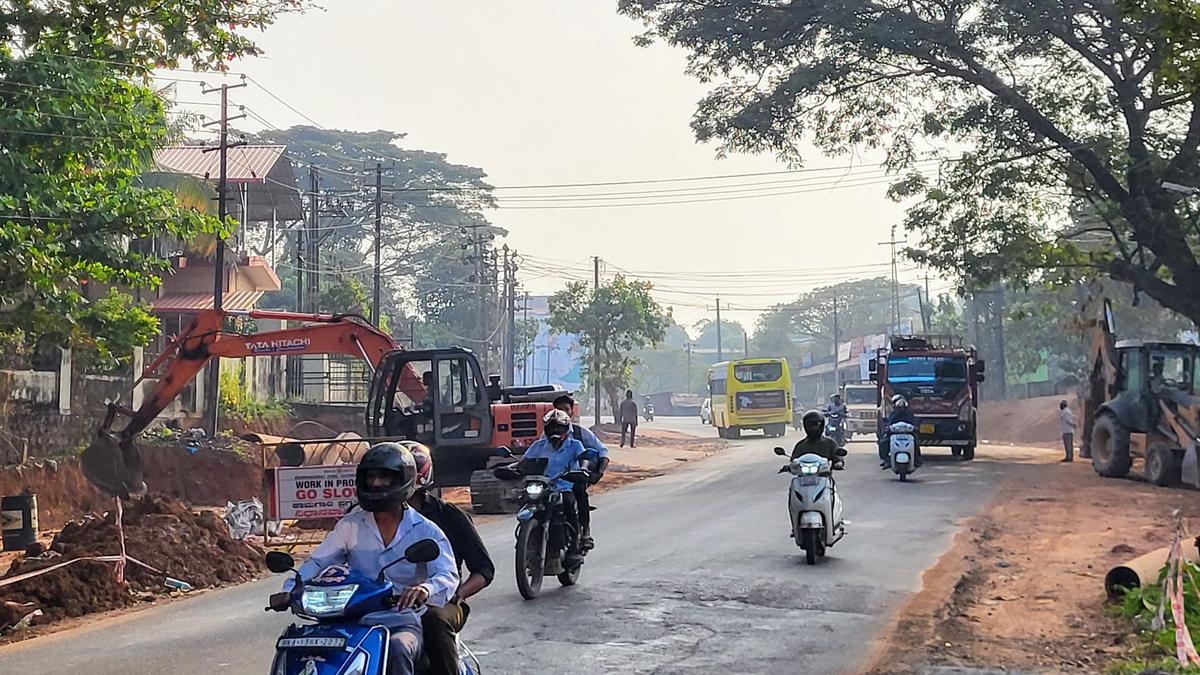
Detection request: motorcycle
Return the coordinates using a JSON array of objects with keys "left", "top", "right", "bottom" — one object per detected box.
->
[
  {"left": 824, "top": 410, "right": 847, "bottom": 446},
  {"left": 773, "top": 446, "right": 848, "bottom": 565},
  {"left": 643, "top": 404, "right": 655, "bottom": 422},
  {"left": 264, "top": 541, "right": 482, "bottom": 675},
  {"left": 887, "top": 421, "right": 918, "bottom": 481},
  {"left": 494, "top": 463, "right": 591, "bottom": 600}
]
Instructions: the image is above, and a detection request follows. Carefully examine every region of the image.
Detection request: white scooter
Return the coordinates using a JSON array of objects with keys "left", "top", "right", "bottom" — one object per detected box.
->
[
  {"left": 773, "top": 447, "right": 848, "bottom": 565},
  {"left": 887, "top": 421, "right": 918, "bottom": 481}
]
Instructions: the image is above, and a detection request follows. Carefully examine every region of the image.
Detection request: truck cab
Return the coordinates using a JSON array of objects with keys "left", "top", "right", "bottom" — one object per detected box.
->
[
  {"left": 869, "top": 335, "right": 985, "bottom": 459},
  {"left": 840, "top": 382, "right": 878, "bottom": 438}
]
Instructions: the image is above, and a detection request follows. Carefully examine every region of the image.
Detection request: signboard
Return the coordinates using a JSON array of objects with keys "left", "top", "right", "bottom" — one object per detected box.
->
[
  {"left": 269, "top": 465, "right": 358, "bottom": 520},
  {"left": 837, "top": 341, "right": 852, "bottom": 363}
]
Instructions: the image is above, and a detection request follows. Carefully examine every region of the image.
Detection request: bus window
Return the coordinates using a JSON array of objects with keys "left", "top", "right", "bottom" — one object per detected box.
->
[{"left": 734, "top": 362, "right": 783, "bottom": 383}]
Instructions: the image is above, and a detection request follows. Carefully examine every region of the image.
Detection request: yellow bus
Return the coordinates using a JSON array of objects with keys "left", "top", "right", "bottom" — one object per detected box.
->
[{"left": 707, "top": 358, "right": 792, "bottom": 439}]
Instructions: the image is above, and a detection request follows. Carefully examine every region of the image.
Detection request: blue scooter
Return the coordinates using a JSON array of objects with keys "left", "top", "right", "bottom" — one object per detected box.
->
[{"left": 265, "top": 540, "right": 481, "bottom": 674}]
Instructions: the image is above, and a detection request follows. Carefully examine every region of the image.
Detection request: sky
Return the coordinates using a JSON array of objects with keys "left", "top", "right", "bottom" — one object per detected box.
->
[{"left": 169, "top": 1, "right": 949, "bottom": 333}]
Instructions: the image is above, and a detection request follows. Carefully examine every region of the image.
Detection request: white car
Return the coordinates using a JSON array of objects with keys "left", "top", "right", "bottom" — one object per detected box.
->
[{"left": 700, "top": 398, "right": 712, "bottom": 424}]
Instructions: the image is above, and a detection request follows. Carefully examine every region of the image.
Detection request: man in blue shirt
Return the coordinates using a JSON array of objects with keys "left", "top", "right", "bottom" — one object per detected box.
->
[
  {"left": 520, "top": 409, "right": 588, "bottom": 569},
  {"left": 553, "top": 395, "right": 609, "bottom": 551}
]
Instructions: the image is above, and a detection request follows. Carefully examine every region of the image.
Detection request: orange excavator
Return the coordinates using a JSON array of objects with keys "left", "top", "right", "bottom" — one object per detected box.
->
[{"left": 82, "top": 308, "right": 563, "bottom": 510}]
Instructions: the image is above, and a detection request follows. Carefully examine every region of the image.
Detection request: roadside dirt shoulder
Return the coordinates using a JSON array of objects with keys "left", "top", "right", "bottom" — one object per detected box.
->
[{"left": 865, "top": 448, "right": 1200, "bottom": 674}]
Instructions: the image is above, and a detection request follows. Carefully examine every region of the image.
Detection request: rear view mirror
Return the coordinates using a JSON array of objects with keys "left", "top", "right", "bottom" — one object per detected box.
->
[
  {"left": 869, "top": 372, "right": 878, "bottom": 382},
  {"left": 976, "top": 373, "right": 987, "bottom": 383},
  {"left": 265, "top": 551, "right": 296, "bottom": 574},
  {"left": 868, "top": 358, "right": 877, "bottom": 373},
  {"left": 773, "top": 446, "right": 787, "bottom": 456},
  {"left": 977, "top": 359, "right": 986, "bottom": 374},
  {"left": 403, "top": 539, "right": 441, "bottom": 564},
  {"left": 836, "top": 447, "right": 849, "bottom": 457}
]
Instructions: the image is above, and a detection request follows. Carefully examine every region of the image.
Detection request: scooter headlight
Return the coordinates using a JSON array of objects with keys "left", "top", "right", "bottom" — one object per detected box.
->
[
  {"left": 525, "top": 481, "right": 546, "bottom": 499},
  {"left": 300, "top": 584, "right": 358, "bottom": 617},
  {"left": 799, "top": 463, "right": 819, "bottom": 475},
  {"left": 895, "top": 452, "right": 910, "bottom": 464}
]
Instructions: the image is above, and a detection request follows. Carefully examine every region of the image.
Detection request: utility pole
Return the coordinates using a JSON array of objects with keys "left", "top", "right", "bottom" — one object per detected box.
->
[
  {"left": 686, "top": 341, "right": 693, "bottom": 394},
  {"left": 878, "top": 225, "right": 905, "bottom": 333},
  {"left": 743, "top": 330, "right": 749, "bottom": 359},
  {"left": 522, "top": 291, "right": 530, "bottom": 386},
  {"left": 200, "top": 77, "right": 246, "bottom": 438},
  {"left": 831, "top": 293, "right": 840, "bottom": 387},
  {"left": 920, "top": 271, "right": 932, "bottom": 332},
  {"left": 371, "top": 162, "right": 383, "bottom": 326},
  {"left": 502, "top": 246, "right": 517, "bottom": 386},
  {"left": 593, "top": 256, "right": 602, "bottom": 426},
  {"left": 715, "top": 296, "right": 723, "bottom": 362},
  {"left": 306, "top": 166, "right": 321, "bottom": 312}
]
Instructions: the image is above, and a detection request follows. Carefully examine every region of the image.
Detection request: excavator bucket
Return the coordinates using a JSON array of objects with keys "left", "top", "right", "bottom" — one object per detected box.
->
[{"left": 80, "top": 431, "right": 146, "bottom": 499}]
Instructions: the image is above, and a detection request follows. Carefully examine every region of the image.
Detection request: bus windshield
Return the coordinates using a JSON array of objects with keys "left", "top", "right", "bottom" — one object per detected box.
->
[{"left": 733, "top": 362, "right": 783, "bottom": 383}]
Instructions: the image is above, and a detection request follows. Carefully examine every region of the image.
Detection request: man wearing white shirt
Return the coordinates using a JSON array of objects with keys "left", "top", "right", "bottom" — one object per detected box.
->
[
  {"left": 287, "top": 443, "right": 459, "bottom": 675},
  {"left": 1059, "top": 400, "right": 1076, "bottom": 462}
]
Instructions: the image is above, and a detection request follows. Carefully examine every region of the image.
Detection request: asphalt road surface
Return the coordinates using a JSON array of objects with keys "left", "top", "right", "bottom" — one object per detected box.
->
[{"left": 0, "top": 418, "right": 1004, "bottom": 674}]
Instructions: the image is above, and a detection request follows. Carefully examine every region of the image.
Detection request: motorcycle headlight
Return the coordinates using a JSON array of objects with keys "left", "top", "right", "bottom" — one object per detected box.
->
[
  {"left": 958, "top": 401, "right": 973, "bottom": 422},
  {"left": 300, "top": 584, "right": 358, "bottom": 617},
  {"left": 525, "top": 482, "right": 545, "bottom": 499},
  {"left": 800, "top": 463, "right": 819, "bottom": 475}
]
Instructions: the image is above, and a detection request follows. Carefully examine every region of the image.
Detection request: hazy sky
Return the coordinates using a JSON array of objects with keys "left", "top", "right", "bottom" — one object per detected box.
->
[{"left": 173, "top": 1, "right": 945, "bottom": 331}]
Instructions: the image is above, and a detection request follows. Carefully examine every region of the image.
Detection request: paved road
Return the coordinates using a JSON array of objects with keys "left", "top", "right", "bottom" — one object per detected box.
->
[{"left": 0, "top": 418, "right": 1003, "bottom": 674}]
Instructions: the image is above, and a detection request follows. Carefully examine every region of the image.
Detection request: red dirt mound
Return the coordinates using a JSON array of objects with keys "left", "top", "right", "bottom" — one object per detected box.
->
[
  {"left": 0, "top": 495, "right": 263, "bottom": 628},
  {"left": 977, "top": 394, "right": 1077, "bottom": 447}
]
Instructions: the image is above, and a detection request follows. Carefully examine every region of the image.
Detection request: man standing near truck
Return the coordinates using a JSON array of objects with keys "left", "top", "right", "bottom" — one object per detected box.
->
[{"left": 1059, "top": 400, "right": 1076, "bottom": 462}]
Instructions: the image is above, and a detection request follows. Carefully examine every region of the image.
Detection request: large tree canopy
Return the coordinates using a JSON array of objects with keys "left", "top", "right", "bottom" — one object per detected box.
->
[
  {"left": 621, "top": 1, "right": 1200, "bottom": 325},
  {"left": 0, "top": 0, "right": 306, "bottom": 361},
  {"left": 250, "top": 126, "right": 499, "bottom": 351}
]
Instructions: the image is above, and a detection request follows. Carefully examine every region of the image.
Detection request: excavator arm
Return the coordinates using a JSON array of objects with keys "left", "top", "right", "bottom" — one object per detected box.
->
[
  {"left": 1080, "top": 298, "right": 1118, "bottom": 458},
  {"left": 80, "top": 309, "right": 423, "bottom": 497}
]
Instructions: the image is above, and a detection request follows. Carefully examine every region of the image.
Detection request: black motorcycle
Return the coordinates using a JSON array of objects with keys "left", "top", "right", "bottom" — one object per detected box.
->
[{"left": 495, "top": 462, "right": 591, "bottom": 600}]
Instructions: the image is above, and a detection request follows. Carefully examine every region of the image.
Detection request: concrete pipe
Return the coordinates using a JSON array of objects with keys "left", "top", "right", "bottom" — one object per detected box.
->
[
  {"left": 1105, "top": 536, "right": 1200, "bottom": 599},
  {"left": 241, "top": 432, "right": 371, "bottom": 467}
]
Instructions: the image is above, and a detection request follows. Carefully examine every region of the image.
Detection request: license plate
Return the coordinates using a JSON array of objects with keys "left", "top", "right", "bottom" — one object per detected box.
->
[
  {"left": 919, "top": 423, "right": 935, "bottom": 434},
  {"left": 277, "top": 637, "right": 346, "bottom": 649},
  {"left": 798, "top": 475, "right": 820, "bottom": 486}
]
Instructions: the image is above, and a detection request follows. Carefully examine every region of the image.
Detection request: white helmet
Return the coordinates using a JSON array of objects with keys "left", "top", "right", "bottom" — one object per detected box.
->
[{"left": 891, "top": 394, "right": 908, "bottom": 409}]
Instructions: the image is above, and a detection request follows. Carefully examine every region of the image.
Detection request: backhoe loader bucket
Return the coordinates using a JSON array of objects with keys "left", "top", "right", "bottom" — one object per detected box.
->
[{"left": 80, "top": 406, "right": 146, "bottom": 498}]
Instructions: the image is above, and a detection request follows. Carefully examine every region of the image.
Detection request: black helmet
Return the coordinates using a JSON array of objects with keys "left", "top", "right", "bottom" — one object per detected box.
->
[
  {"left": 356, "top": 442, "right": 417, "bottom": 512},
  {"left": 801, "top": 409, "right": 825, "bottom": 436}
]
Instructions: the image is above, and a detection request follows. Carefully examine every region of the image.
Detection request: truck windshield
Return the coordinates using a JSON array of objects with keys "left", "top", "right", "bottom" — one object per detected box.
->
[
  {"left": 843, "top": 388, "right": 875, "bottom": 405},
  {"left": 887, "top": 355, "right": 968, "bottom": 399}
]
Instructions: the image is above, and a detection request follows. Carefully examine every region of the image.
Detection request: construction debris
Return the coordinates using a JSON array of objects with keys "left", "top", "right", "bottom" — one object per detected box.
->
[{"left": 0, "top": 495, "right": 263, "bottom": 630}]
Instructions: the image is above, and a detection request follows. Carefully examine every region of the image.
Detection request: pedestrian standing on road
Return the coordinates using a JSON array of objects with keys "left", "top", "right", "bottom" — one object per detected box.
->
[
  {"left": 619, "top": 389, "right": 639, "bottom": 448},
  {"left": 1059, "top": 400, "right": 1076, "bottom": 462}
]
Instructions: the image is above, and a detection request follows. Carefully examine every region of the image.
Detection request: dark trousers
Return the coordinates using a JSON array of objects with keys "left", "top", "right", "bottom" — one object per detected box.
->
[
  {"left": 573, "top": 481, "right": 591, "bottom": 531},
  {"left": 549, "top": 490, "right": 580, "bottom": 555},
  {"left": 1062, "top": 433, "right": 1074, "bottom": 461},
  {"left": 620, "top": 422, "right": 637, "bottom": 447},
  {"left": 421, "top": 601, "right": 469, "bottom": 675}
]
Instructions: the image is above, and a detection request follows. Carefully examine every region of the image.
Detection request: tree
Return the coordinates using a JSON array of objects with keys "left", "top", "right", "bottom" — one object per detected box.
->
[
  {"left": 0, "top": 0, "right": 306, "bottom": 359},
  {"left": 752, "top": 277, "right": 922, "bottom": 365},
  {"left": 619, "top": 1, "right": 1200, "bottom": 326},
  {"left": 251, "top": 127, "right": 499, "bottom": 352},
  {"left": 547, "top": 275, "right": 670, "bottom": 416},
  {"left": 692, "top": 319, "right": 746, "bottom": 352}
]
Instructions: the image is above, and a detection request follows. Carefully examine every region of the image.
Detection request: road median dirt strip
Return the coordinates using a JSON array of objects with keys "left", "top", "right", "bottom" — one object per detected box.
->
[{"left": 0, "top": 495, "right": 262, "bottom": 633}]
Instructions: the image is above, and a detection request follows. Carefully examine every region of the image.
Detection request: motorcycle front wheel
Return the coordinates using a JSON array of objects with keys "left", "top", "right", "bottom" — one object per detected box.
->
[
  {"left": 802, "top": 528, "right": 820, "bottom": 565},
  {"left": 515, "top": 518, "right": 545, "bottom": 600}
]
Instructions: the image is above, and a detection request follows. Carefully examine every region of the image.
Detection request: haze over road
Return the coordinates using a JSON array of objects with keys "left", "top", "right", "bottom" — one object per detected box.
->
[{"left": 0, "top": 418, "right": 1004, "bottom": 674}]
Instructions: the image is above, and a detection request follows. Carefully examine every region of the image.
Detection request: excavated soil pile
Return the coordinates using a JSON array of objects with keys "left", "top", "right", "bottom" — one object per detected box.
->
[
  {"left": 977, "top": 394, "right": 1076, "bottom": 447},
  {"left": 0, "top": 495, "right": 263, "bottom": 628}
]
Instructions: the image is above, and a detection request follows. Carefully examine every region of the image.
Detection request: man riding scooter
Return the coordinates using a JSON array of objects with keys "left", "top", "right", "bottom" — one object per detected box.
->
[
  {"left": 276, "top": 443, "right": 459, "bottom": 675},
  {"left": 879, "top": 395, "right": 921, "bottom": 469},
  {"left": 406, "top": 443, "right": 494, "bottom": 675},
  {"left": 792, "top": 409, "right": 843, "bottom": 463},
  {"left": 552, "top": 395, "right": 608, "bottom": 551}
]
